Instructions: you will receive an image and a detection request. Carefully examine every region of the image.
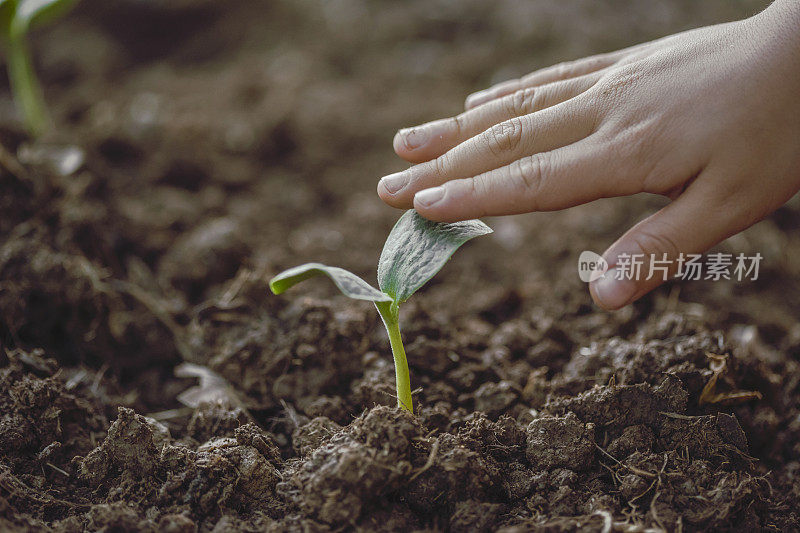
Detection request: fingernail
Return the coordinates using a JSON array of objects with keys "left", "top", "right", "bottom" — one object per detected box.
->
[
  {"left": 398, "top": 127, "right": 430, "bottom": 150},
  {"left": 415, "top": 186, "right": 445, "bottom": 207},
  {"left": 465, "top": 90, "right": 488, "bottom": 108},
  {"left": 591, "top": 268, "right": 637, "bottom": 309},
  {"left": 379, "top": 172, "right": 409, "bottom": 194}
]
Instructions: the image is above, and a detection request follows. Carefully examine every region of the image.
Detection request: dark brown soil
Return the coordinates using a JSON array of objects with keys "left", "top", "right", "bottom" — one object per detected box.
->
[{"left": 2, "top": 0, "right": 799, "bottom": 531}]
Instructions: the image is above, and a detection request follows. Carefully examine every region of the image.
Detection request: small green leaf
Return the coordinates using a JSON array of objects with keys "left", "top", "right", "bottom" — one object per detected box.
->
[
  {"left": 270, "top": 262, "right": 392, "bottom": 302},
  {"left": 0, "top": 1, "right": 16, "bottom": 38},
  {"left": 11, "top": 0, "right": 76, "bottom": 38},
  {"left": 378, "top": 210, "right": 492, "bottom": 303}
]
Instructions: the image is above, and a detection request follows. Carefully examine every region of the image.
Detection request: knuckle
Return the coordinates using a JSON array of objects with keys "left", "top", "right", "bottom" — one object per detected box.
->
[
  {"left": 470, "top": 174, "right": 489, "bottom": 200},
  {"left": 485, "top": 117, "right": 525, "bottom": 156},
  {"left": 510, "top": 155, "right": 545, "bottom": 202},
  {"left": 432, "top": 152, "right": 450, "bottom": 177},
  {"left": 530, "top": 87, "right": 551, "bottom": 113},
  {"left": 467, "top": 177, "right": 490, "bottom": 218},
  {"left": 630, "top": 227, "right": 682, "bottom": 260},
  {"left": 504, "top": 87, "right": 537, "bottom": 117},
  {"left": 449, "top": 115, "right": 464, "bottom": 138}
]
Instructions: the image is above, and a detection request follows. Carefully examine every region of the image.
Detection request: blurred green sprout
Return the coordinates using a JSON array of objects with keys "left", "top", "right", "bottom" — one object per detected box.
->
[
  {"left": 1, "top": 0, "right": 78, "bottom": 136},
  {"left": 270, "top": 209, "right": 492, "bottom": 413}
]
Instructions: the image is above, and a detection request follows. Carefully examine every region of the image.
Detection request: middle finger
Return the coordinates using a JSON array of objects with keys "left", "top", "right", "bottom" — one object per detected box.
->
[
  {"left": 394, "top": 71, "right": 603, "bottom": 164},
  {"left": 379, "top": 95, "right": 597, "bottom": 208}
]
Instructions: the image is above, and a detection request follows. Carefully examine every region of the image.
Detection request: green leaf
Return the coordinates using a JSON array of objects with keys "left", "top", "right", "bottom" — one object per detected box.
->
[
  {"left": 11, "top": 0, "right": 76, "bottom": 38},
  {"left": 270, "top": 262, "right": 392, "bottom": 302},
  {"left": 0, "top": 1, "right": 16, "bottom": 38},
  {"left": 378, "top": 210, "right": 492, "bottom": 303}
]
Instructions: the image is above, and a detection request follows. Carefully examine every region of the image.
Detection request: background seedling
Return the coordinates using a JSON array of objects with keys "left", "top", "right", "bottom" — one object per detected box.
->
[
  {"left": 269, "top": 209, "right": 492, "bottom": 412},
  {"left": 0, "top": 0, "right": 77, "bottom": 136}
]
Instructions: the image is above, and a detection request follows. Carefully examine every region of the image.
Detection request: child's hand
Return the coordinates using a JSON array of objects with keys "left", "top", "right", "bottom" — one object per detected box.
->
[{"left": 378, "top": 0, "right": 800, "bottom": 310}]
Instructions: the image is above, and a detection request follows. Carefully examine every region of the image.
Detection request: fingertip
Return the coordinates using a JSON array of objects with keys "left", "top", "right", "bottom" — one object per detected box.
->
[
  {"left": 395, "top": 126, "right": 430, "bottom": 152},
  {"left": 465, "top": 79, "right": 519, "bottom": 109},
  {"left": 464, "top": 91, "right": 488, "bottom": 110},
  {"left": 413, "top": 206, "right": 455, "bottom": 223},
  {"left": 392, "top": 128, "right": 432, "bottom": 163},
  {"left": 378, "top": 191, "right": 411, "bottom": 209},
  {"left": 589, "top": 267, "right": 638, "bottom": 310},
  {"left": 377, "top": 179, "right": 389, "bottom": 201},
  {"left": 393, "top": 150, "right": 434, "bottom": 165},
  {"left": 589, "top": 283, "right": 627, "bottom": 311},
  {"left": 414, "top": 185, "right": 445, "bottom": 208},
  {"left": 394, "top": 120, "right": 456, "bottom": 163},
  {"left": 377, "top": 174, "right": 411, "bottom": 208},
  {"left": 413, "top": 183, "right": 482, "bottom": 223},
  {"left": 392, "top": 130, "right": 408, "bottom": 156},
  {"left": 413, "top": 186, "right": 453, "bottom": 222}
]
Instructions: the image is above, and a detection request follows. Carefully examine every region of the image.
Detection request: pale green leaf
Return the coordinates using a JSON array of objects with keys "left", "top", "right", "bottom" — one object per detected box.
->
[
  {"left": 11, "top": 0, "right": 75, "bottom": 37},
  {"left": 270, "top": 262, "right": 392, "bottom": 302},
  {"left": 377, "top": 210, "right": 492, "bottom": 303},
  {"left": 0, "top": 1, "right": 15, "bottom": 37}
]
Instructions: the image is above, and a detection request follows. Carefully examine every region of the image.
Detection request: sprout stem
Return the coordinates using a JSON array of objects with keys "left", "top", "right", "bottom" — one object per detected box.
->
[
  {"left": 7, "top": 34, "right": 48, "bottom": 137},
  {"left": 376, "top": 302, "right": 413, "bottom": 412}
]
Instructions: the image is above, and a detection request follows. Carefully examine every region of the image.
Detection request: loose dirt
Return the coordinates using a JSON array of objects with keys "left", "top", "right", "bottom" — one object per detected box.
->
[{"left": 2, "top": 0, "right": 798, "bottom": 531}]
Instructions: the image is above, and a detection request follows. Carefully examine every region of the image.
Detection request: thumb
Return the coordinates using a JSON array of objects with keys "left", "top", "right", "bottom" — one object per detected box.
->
[{"left": 589, "top": 177, "right": 751, "bottom": 310}]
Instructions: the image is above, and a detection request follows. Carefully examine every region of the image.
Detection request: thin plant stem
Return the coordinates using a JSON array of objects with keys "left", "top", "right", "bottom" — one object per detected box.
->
[
  {"left": 376, "top": 301, "right": 413, "bottom": 412},
  {"left": 7, "top": 34, "right": 48, "bottom": 136}
]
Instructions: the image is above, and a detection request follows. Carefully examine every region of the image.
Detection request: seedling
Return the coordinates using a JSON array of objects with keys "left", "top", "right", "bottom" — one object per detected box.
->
[
  {"left": 0, "top": 0, "right": 77, "bottom": 136},
  {"left": 269, "top": 209, "right": 492, "bottom": 413}
]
